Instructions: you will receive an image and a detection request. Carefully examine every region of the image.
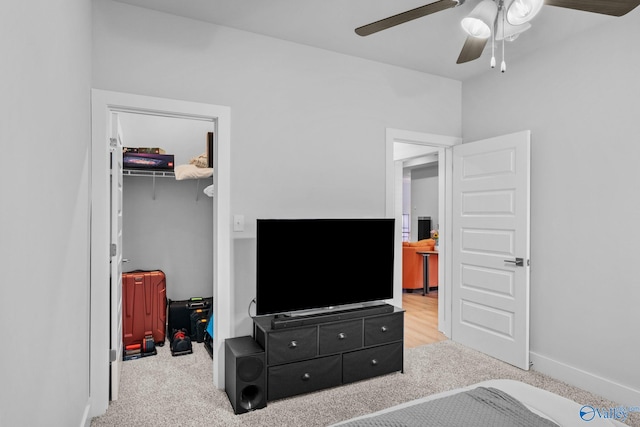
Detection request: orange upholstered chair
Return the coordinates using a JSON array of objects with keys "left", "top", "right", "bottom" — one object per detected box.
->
[{"left": 402, "top": 239, "right": 438, "bottom": 292}]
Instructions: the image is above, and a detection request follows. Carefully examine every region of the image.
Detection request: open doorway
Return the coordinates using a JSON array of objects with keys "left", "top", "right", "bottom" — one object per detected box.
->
[
  {"left": 397, "top": 144, "right": 444, "bottom": 348},
  {"left": 387, "top": 129, "right": 532, "bottom": 369},
  {"left": 384, "top": 128, "right": 461, "bottom": 341},
  {"left": 90, "top": 90, "right": 231, "bottom": 418},
  {"left": 117, "top": 112, "right": 214, "bottom": 300},
  {"left": 400, "top": 151, "right": 444, "bottom": 347}
]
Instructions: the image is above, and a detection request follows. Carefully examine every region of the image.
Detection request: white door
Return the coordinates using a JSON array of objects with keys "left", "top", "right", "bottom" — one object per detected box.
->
[
  {"left": 109, "top": 112, "right": 124, "bottom": 400},
  {"left": 451, "top": 130, "right": 531, "bottom": 370}
]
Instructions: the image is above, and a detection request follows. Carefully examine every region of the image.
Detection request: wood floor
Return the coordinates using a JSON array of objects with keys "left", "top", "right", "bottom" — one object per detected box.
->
[{"left": 402, "top": 290, "right": 448, "bottom": 348}]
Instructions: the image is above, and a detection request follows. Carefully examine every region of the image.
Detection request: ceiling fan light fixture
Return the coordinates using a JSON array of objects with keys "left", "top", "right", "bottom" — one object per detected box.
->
[
  {"left": 461, "top": 17, "right": 491, "bottom": 38},
  {"left": 506, "top": 0, "right": 543, "bottom": 25},
  {"left": 461, "top": 0, "right": 498, "bottom": 39}
]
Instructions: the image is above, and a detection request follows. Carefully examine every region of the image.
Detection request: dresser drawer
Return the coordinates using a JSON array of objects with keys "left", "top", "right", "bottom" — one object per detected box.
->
[
  {"left": 319, "top": 319, "right": 363, "bottom": 355},
  {"left": 342, "top": 342, "right": 403, "bottom": 384},
  {"left": 268, "top": 355, "right": 342, "bottom": 401},
  {"left": 267, "top": 327, "right": 317, "bottom": 365},
  {"left": 364, "top": 312, "right": 403, "bottom": 346}
]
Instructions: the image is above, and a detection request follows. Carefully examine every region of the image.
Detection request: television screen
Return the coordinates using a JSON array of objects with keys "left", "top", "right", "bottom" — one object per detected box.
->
[
  {"left": 123, "top": 152, "right": 174, "bottom": 171},
  {"left": 256, "top": 218, "right": 395, "bottom": 316}
]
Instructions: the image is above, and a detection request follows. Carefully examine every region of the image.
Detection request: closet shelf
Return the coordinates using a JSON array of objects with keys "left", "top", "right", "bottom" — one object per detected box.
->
[
  {"left": 123, "top": 169, "right": 175, "bottom": 178},
  {"left": 122, "top": 169, "right": 212, "bottom": 201}
]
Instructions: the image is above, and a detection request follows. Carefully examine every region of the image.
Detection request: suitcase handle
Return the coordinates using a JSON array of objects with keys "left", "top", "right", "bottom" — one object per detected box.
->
[{"left": 188, "top": 302, "right": 207, "bottom": 309}]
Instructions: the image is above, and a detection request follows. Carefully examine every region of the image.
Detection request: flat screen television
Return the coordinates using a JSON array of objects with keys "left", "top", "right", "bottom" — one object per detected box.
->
[{"left": 256, "top": 218, "right": 395, "bottom": 317}]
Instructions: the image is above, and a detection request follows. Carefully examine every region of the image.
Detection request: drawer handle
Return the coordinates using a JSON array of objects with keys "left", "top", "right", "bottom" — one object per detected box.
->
[
  {"left": 380, "top": 326, "right": 388, "bottom": 333},
  {"left": 288, "top": 340, "right": 298, "bottom": 349},
  {"left": 301, "top": 372, "right": 311, "bottom": 381},
  {"left": 337, "top": 332, "right": 347, "bottom": 340},
  {"left": 370, "top": 359, "right": 378, "bottom": 366}
]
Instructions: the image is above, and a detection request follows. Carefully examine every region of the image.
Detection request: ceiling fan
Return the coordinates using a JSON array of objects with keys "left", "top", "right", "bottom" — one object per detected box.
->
[{"left": 355, "top": 0, "right": 640, "bottom": 70}]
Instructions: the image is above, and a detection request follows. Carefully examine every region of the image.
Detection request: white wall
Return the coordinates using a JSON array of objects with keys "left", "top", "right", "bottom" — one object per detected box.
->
[
  {"left": 0, "top": 1, "right": 92, "bottom": 426},
  {"left": 462, "top": 11, "right": 640, "bottom": 404},
  {"left": 92, "top": 0, "right": 462, "bottom": 336}
]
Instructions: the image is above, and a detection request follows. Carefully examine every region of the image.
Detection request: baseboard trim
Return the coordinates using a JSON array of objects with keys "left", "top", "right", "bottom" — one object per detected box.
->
[{"left": 531, "top": 351, "right": 640, "bottom": 405}]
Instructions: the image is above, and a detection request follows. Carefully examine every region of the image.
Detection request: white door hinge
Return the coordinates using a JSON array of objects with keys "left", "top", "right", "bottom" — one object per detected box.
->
[
  {"left": 111, "top": 243, "right": 117, "bottom": 257},
  {"left": 109, "top": 349, "right": 117, "bottom": 363}
]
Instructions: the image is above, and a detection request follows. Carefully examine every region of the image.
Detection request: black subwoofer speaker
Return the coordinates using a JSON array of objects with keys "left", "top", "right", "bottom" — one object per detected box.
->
[{"left": 225, "top": 336, "right": 266, "bottom": 414}]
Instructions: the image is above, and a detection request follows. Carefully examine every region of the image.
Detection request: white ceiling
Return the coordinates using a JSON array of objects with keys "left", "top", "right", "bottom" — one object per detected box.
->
[{"left": 113, "top": 0, "right": 622, "bottom": 81}]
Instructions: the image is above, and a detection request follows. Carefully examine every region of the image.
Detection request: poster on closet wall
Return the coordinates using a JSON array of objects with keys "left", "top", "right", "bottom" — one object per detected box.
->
[{"left": 207, "top": 132, "right": 214, "bottom": 168}]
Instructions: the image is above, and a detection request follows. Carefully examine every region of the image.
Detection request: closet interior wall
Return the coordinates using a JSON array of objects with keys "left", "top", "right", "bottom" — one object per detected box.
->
[{"left": 119, "top": 113, "right": 214, "bottom": 301}]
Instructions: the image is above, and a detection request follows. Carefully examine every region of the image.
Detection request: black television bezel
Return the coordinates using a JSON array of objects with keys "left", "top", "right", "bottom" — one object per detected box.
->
[{"left": 255, "top": 218, "right": 395, "bottom": 317}]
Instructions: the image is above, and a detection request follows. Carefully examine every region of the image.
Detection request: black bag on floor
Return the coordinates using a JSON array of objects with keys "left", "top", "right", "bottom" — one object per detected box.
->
[{"left": 167, "top": 297, "right": 213, "bottom": 339}]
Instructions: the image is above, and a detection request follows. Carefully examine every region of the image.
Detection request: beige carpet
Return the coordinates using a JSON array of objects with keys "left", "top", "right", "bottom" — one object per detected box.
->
[{"left": 91, "top": 340, "right": 639, "bottom": 426}]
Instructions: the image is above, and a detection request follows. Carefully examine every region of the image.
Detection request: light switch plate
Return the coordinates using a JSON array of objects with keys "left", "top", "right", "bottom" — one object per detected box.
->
[{"left": 233, "top": 214, "right": 244, "bottom": 232}]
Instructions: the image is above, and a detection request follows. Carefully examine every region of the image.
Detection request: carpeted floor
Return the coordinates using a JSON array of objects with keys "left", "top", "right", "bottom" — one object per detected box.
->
[{"left": 91, "top": 340, "right": 639, "bottom": 426}]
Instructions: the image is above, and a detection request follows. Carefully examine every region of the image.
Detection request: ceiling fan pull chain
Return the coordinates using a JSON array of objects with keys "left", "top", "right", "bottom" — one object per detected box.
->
[
  {"left": 501, "top": 8, "right": 507, "bottom": 72},
  {"left": 492, "top": 0, "right": 500, "bottom": 69},
  {"left": 501, "top": 41, "right": 506, "bottom": 72},
  {"left": 490, "top": 17, "right": 496, "bottom": 68}
]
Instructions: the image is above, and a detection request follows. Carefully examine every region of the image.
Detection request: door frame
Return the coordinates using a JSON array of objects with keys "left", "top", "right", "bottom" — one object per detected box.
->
[
  {"left": 385, "top": 128, "right": 461, "bottom": 337},
  {"left": 109, "top": 112, "right": 124, "bottom": 401},
  {"left": 89, "top": 90, "right": 232, "bottom": 417}
]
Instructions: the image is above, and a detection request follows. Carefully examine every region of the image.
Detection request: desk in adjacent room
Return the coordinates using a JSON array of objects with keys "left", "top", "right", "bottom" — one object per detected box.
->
[{"left": 416, "top": 250, "right": 438, "bottom": 295}]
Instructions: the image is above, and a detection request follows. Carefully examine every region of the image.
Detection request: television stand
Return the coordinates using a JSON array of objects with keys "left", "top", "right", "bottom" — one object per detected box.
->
[{"left": 253, "top": 303, "right": 404, "bottom": 402}]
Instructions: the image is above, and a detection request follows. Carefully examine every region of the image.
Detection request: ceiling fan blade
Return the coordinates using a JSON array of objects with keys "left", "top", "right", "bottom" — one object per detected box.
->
[
  {"left": 355, "top": 0, "right": 460, "bottom": 36},
  {"left": 456, "top": 37, "right": 488, "bottom": 64},
  {"left": 545, "top": 0, "right": 640, "bottom": 16}
]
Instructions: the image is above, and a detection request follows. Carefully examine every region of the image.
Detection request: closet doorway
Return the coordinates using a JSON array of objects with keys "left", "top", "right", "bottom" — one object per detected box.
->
[
  {"left": 117, "top": 113, "right": 214, "bottom": 301},
  {"left": 90, "top": 90, "right": 231, "bottom": 418}
]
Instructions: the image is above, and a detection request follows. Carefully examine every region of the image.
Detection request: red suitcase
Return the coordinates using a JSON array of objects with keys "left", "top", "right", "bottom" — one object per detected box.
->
[{"left": 122, "top": 270, "right": 167, "bottom": 346}]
